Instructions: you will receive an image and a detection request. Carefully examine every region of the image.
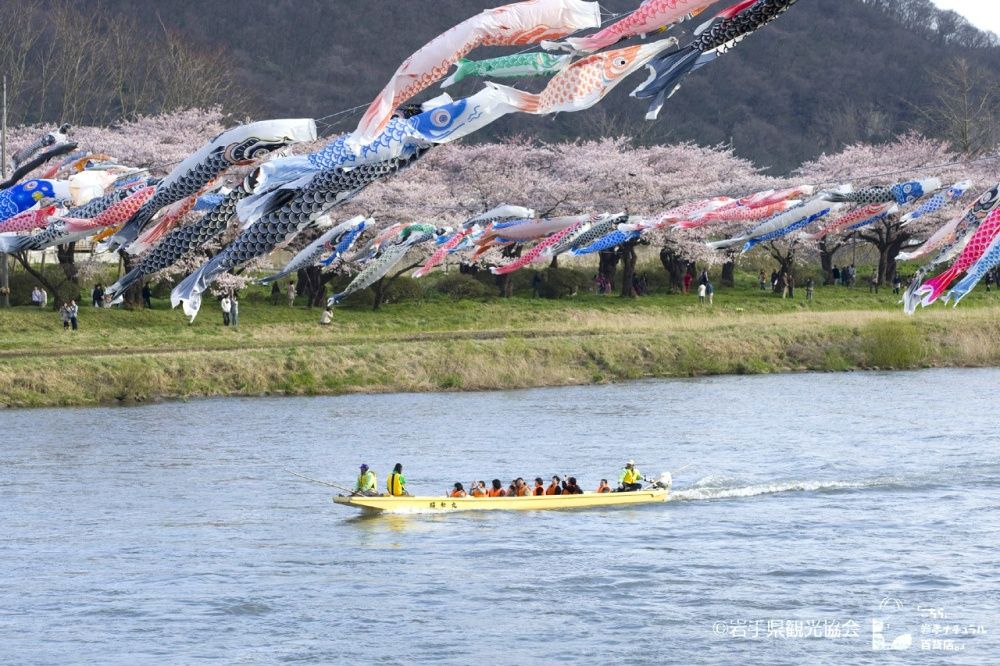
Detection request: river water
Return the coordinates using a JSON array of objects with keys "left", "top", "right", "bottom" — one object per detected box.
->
[{"left": 2, "top": 369, "right": 998, "bottom": 664}]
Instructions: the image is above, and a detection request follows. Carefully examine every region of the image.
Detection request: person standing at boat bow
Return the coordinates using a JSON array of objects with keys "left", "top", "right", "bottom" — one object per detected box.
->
[
  {"left": 618, "top": 460, "right": 642, "bottom": 492},
  {"left": 386, "top": 463, "right": 409, "bottom": 496},
  {"left": 355, "top": 464, "right": 377, "bottom": 496}
]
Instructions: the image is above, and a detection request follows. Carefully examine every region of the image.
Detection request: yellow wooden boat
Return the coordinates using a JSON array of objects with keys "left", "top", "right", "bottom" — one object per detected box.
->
[{"left": 333, "top": 488, "right": 668, "bottom": 514}]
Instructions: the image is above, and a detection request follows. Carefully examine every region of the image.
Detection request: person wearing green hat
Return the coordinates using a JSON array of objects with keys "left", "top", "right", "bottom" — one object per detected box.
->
[{"left": 355, "top": 464, "right": 377, "bottom": 496}]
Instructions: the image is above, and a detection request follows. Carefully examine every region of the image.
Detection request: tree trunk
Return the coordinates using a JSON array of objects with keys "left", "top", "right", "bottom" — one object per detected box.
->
[
  {"left": 120, "top": 252, "right": 145, "bottom": 309},
  {"left": 819, "top": 245, "right": 835, "bottom": 285},
  {"left": 882, "top": 237, "right": 907, "bottom": 285},
  {"left": 497, "top": 246, "right": 521, "bottom": 298},
  {"left": 372, "top": 277, "right": 386, "bottom": 310},
  {"left": 598, "top": 250, "right": 619, "bottom": 291},
  {"left": 658, "top": 246, "right": 686, "bottom": 292},
  {"left": 721, "top": 260, "right": 736, "bottom": 288},
  {"left": 57, "top": 242, "right": 81, "bottom": 301},
  {"left": 298, "top": 266, "right": 326, "bottom": 308},
  {"left": 14, "top": 252, "right": 63, "bottom": 307},
  {"left": 0, "top": 254, "right": 9, "bottom": 307},
  {"left": 619, "top": 240, "right": 638, "bottom": 298}
]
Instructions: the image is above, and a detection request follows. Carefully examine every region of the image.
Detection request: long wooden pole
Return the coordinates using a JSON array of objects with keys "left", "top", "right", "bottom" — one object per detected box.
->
[
  {"left": 285, "top": 469, "right": 357, "bottom": 495},
  {"left": 1, "top": 76, "right": 9, "bottom": 308}
]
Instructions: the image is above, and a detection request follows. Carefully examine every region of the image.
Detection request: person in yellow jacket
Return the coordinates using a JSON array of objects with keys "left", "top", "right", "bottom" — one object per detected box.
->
[
  {"left": 618, "top": 460, "right": 643, "bottom": 492},
  {"left": 355, "top": 464, "right": 377, "bottom": 496},
  {"left": 386, "top": 463, "right": 409, "bottom": 496}
]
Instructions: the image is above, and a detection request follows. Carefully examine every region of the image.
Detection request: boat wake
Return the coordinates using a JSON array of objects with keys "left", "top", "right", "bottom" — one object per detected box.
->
[{"left": 670, "top": 475, "right": 909, "bottom": 502}]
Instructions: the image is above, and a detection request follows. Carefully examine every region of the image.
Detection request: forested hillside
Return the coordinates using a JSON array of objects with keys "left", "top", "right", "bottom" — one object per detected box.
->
[{"left": 3, "top": 0, "right": 998, "bottom": 171}]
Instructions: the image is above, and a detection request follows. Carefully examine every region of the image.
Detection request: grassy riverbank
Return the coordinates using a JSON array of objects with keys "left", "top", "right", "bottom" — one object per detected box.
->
[{"left": 3, "top": 282, "right": 1000, "bottom": 408}]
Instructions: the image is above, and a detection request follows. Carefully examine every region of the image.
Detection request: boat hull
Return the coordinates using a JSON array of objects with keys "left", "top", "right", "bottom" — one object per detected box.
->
[{"left": 333, "top": 489, "right": 668, "bottom": 514}]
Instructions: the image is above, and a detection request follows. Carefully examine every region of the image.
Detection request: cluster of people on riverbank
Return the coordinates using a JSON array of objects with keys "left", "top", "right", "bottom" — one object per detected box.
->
[{"left": 353, "top": 461, "right": 644, "bottom": 497}]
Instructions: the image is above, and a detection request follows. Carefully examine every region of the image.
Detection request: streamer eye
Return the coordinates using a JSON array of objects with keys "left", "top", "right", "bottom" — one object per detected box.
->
[{"left": 430, "top": 108, "right": 452, "bottom": 127}]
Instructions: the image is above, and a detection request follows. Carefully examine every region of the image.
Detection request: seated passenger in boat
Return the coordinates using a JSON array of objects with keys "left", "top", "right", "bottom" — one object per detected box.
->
[
  {"left": 545, "top": 476, "right": 562, "bottom": 495},
  {"left": 563, "top": 477, "right": 583, "bottom": 494},
  {"left": 355, "top": 464, "right": 378, "bottom": 496},
  {"left": 618, "top": 460, "right": 643, "bottom": 492},
  {"left": 514, "top": 478, "right": 531, "bottom": 496},
  {"left": 471, "top": 480, "right": 487, "bottom": 497},
  {"left": 386, "top": 463, "right": 409, "bottom": 497},
  {"left": 507, "top": 480, "right": 518, "bottom": 496},
  {"left": 450, "top": 482, "right": 467, "bottom": 497},
  {"left": 488, "top": 479, "right": 506, "bottom": 497},
  {"left": 596, "top": 479, "right": 611, "bottom": 493},
  {"left": 533, "top": 477, "right": 545, "bottom": 496}
]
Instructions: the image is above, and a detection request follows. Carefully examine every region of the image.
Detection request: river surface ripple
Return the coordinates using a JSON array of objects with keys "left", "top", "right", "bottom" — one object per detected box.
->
[{"left": 2, "top": 369, "right": 999, "bottom": 664}]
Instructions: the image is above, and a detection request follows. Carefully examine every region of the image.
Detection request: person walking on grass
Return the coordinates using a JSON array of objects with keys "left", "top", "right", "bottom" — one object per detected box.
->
[
  {"left": 806, "top": 277, "right": 814, "bottom": 301},
  {"left": 230, "top": 293, "right": 240, "bottom": 328},
  {"left": 697, "top": 282, "right": 706, "bottom": 304},
  {"left": 60, "top": 302, "right": 71, "bottom": 329},
  {"left": 31, "top": 286, "right": 42, "bottom": 307},
  {"left": 270, "top": 282, "right": 281, "bottom": 305},
  {"left": 287, "top": 281, "right": 296, "bottom": 307},
  {"left": 706, "top": 281, "right": 714, "bottom": 306},
  {"left": 683, "top": 271, "right": 692, "bottom": 294},
  {"left": 758, "top": 270, "right": 767, "bottom": 291},
  {"left": 91, "top": 283, "right": 104, "bottom": 308},
  {"left": 892, "top": 274, "right": 902, "bottom": 295},
  {"left": 142, "top": 284, "right": 152, "bottom": 309},
  {"left": 220, "top": 295, "right": 232, "bottom": 326}
]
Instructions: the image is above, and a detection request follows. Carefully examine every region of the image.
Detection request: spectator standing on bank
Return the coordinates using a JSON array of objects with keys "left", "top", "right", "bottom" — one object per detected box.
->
[
  {"left": 230, "top": 294, "right": 240, "bottom": 327},
  {"left": 287, "top": 281, "right": 296, "bottom": 307},
  {"left": 220, "top": 295, "right": 232, "bottom": 326}
]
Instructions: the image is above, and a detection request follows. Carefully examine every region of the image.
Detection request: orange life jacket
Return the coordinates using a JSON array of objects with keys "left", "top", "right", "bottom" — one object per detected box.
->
[
  {"left": 451, "top": 489, "right": 467, "bottom": 497},
  {"left": 597, "top": 484, "right": 611, "bottom": 493},
  {"left": 516, "top": 486, "right": 530, "bottom": 497},
  {"left": 533, "top": 486, "right": 545, "bottom": 496},
  {"left": 545, "top": 483, "right": 561, "bottom": 495},
  {"left": 487, "top": 487, "right": 505, "bottom": 497},
  {"left": 471, "top": 487, "right": 486, "bottom": 497}
]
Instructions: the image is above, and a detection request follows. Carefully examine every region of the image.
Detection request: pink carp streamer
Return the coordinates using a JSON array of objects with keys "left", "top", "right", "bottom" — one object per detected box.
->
[
  {"left": 676, "top": 199, "right": 797, "bottom": 230},
  {"left": 915, "top": 208, "right": 1000, "bottom": 307},
  {"left": 61, "top": 187, "right": 156, "bottom": 233},
  {"left": 896, "top": 214, "right": 964, "bottom": 262},
  {"left": 351, "top": 0, "right": 601, "bottom": 147},
  {"left": 127, "top": 193, "right": 201, "bottom": 255},
  {"left": 413, "top": 228, "right": 475, "bottom": 278},
  {"left": 623, "top": 198, "right": 733, "bottom": 232},
  {"left": 738, "top": 185, "right": 815, "bottom": 208},
  {"left": 0, "top": 206, "right": 57, "bottom": 233},
  {"left": 490, "top": 220, "right": 588, "bottom": 275},
  {"left": 801, "top": 203, "right": 895, "bottom": 241},
  {"left": 543, "top": 0, "right": 708, "bottom": 53},
  {"left": 474, "top": 215, "right": 592, "bottom": 258},
  {"left": 487, "top": 39, "right": 678, "bottom": 115}
]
